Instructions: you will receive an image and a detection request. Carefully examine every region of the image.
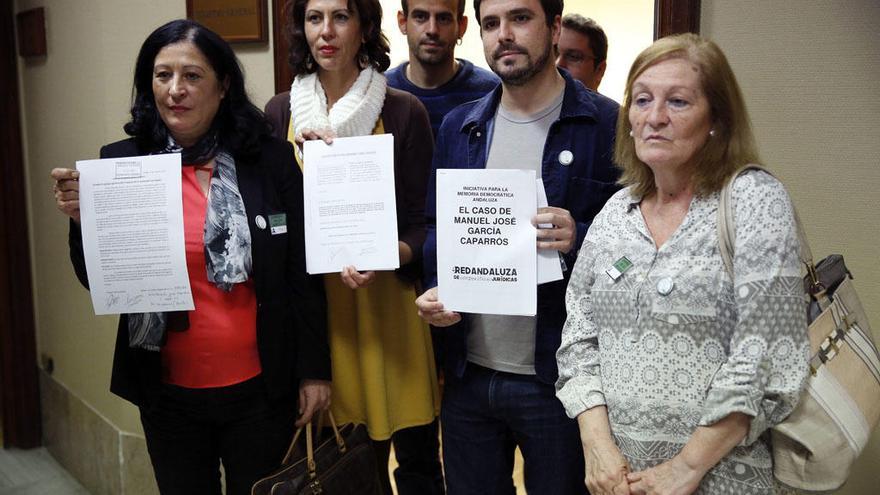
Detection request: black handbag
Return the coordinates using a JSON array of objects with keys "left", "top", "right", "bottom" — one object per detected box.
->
[{"left": 251, "top": 411, "right": 382, "bottom": 495}]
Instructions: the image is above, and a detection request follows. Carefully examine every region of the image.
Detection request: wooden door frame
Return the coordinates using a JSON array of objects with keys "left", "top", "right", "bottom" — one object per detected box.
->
[
  {"left": 272, "top": 0, "right": 294, "bottom": 95},
  {"left": 655, "top": 0, "right": 700, "bottom": 39},
  {"left": 0, "top": 0, "right": 42, "bottom": 449},
  {"left": 272, "top": 0, "right": 701, "bottom": 94}
]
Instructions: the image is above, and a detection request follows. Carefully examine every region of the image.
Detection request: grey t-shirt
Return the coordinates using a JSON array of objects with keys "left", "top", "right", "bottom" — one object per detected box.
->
[{"left": 466, "top": 89, "right": 564, "bottom": 375}]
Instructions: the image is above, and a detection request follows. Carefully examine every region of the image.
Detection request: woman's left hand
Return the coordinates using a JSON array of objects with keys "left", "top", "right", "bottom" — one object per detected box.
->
[
  {"left": 340, "top": 266, "right": 376, "bottom": 289},
  {"left": 296, "top": 379, "right": 331, "bottom": 427},
  {"left": 626, "top": 456, "right": 704, "bottom": 495}
]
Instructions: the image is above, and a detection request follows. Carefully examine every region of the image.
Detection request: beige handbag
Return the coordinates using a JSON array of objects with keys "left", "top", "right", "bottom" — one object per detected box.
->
[{"left": 718, "top": 165, "right": 880, "bottom": 493}]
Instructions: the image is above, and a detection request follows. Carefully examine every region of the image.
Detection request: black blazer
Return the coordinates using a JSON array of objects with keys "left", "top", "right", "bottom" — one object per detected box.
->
[{"left": 68, "top": 137, "right": 329, "bottom": 408}]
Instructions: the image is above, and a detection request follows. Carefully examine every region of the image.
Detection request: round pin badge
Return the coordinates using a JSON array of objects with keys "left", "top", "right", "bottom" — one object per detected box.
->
[
  {"left": 255, "top": 215, "right": 267, "bottom": 230},
  {"left": 657, "top": 277, "right": 675, "bottom": 296},
  {"left": 558, "top": 150, "right": 574, "bottom": 166}
]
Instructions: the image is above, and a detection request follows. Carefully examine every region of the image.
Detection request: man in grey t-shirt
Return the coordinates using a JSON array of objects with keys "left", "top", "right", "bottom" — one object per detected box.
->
[
  {"left": 466, "top": 91, "right": 563, "bottom": 376},
  {"left": 416, "top": 0, "right": 620, "bottom": 492}
]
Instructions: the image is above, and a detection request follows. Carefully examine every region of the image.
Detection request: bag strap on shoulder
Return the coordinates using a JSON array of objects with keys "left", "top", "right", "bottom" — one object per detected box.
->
[{"left": 717, "top": 165, "right": 816, "bottom": 289}]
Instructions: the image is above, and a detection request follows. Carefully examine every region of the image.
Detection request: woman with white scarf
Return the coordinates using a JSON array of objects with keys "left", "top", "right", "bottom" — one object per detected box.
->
[{"left": 265, "top": 0, "right": 440, "bottom": 493}]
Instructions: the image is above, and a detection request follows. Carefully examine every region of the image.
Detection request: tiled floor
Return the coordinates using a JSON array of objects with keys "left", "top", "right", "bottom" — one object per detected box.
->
[
  {"left": 0, "top": 447, "right": 90, "bottom": 495},
  {"left": 0, "top": 442, "right": 520, "bottom": 495},
  {"left": 388, "top": 445, "right": 526, "bottom": 494}
]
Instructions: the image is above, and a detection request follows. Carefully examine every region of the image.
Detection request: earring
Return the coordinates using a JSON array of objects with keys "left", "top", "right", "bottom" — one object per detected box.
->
[
  {"left": 456, "top": 37, "right": 463, "bottom": 46},
  {"left": 709, "top": 129, "right": 716, "bottom": 137},
  {"left": 629, "top": 130, "right": 634, "bottom": 137},
  {"left": 358, "top": 45, "right": 369, "bottom": 68}
]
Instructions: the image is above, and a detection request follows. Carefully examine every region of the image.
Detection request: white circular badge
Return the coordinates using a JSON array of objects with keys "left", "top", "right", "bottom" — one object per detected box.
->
[
  {"left": 255, "top": 215, "right": 267, "bottom": 230},
  {"left": 657, "top": 277, "right": 675, "bottom": 296},
  {"left": 558, "top": 150, "right": 574, "bottom": 166}
]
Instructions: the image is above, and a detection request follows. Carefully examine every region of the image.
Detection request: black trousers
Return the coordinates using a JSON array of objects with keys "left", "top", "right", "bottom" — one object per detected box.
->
[
  {"left": 139, "top": 376, "right": 296, "bottom": 495},
  {"left": 372, "top": 418, "right": 445, "bottom": 495}
]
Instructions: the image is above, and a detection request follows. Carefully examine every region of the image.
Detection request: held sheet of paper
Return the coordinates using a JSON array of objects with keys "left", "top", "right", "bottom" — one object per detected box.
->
[
  {"left": 437, "top": 169, "right": 537, "bottom": 316},
  {"left": 536, "top": 179, "right": 564, "bottom": 284},
  {"left": 303, "top": 134, "right": 399, "bottom": 274},
  {"left": 76, "top": 154, "right": 193, "bottom": 315}
]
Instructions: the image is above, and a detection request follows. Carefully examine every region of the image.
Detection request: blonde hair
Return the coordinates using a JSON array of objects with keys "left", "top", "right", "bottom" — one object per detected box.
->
[{"left": 614, "top": 33, "right": 760, "bottom": 198}]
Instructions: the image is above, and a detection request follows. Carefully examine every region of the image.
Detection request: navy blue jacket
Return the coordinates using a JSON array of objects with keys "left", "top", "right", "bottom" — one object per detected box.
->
[
  {"left": 386, "top": 58, "right": 499, "bottom": 139},
  {"left": 423, "top": 70, "right": 620, "bottom": 384}
]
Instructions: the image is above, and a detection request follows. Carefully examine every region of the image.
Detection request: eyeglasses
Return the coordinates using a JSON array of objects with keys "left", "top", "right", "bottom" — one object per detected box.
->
[{"left": 559, "top": 51, "right": 598, "bottom": 65}]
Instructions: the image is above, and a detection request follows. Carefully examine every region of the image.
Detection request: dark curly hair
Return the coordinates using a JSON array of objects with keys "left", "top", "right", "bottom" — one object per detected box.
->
[
  {"left": 285, "top": 0, "right": 391, "bottom": 75},
  {"left": 124, "top": 19, "right": 271, "bottom": 159}
]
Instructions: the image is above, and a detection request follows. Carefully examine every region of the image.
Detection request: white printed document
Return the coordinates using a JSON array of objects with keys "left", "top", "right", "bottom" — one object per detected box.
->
[
  {"left": 76, "top": 154, "right": 194, "bottom": 315},
  {"left": 536, "top": 180, "right": 564, "bottom": 284},
  {"left": 436, "top": 169, "right": 537, "bottom": 316},
  {"left": 303, "top": 134, "right": 399, "bottom": 274}
]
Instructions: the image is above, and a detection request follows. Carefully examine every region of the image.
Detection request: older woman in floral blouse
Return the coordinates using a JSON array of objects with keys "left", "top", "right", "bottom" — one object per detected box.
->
[{"left": 555, "top": 34, "right": 809, "bottom": 495}]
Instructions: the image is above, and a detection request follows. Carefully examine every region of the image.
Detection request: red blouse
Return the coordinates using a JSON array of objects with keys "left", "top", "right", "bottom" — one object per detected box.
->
[{"left": 161, "top": 166, "right": 262, "bottom": 388}]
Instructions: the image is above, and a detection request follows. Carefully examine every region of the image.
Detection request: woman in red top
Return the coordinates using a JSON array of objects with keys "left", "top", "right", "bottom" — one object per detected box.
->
[{"left": 51, "top": 20, "right": 329, "bottom": 495}]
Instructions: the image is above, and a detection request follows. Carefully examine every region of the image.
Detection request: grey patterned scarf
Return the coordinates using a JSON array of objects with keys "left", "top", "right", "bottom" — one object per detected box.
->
[
  {"left": 203, "top": 151, "right": 252, "bottom": 290},
  {"left": 127, "top": 146, "right": 252, "bottom": 351}
]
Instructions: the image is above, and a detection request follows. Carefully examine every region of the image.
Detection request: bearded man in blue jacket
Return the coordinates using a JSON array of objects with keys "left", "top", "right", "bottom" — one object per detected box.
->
[{"left": 415, "top": 0, "right": 620, "bottom": 492}]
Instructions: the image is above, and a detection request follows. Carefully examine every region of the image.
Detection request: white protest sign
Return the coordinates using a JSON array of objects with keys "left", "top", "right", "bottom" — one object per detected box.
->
[{"left": 436, "top": 169, "right": 537, "bottom": 315}]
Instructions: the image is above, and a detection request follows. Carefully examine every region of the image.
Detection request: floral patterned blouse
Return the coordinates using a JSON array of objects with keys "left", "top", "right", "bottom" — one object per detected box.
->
[{"left": 556, "top": 170, "right": 809, "bottom": 494}]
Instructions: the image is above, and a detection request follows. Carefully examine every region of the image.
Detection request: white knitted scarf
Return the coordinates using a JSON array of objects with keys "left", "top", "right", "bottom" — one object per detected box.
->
[{"left": 290, "top": 67, "right": 387, "bottom": 143}]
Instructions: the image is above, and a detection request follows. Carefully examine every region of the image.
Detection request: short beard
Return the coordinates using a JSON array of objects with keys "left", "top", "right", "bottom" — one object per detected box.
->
[
  {"left": 414, "top": 48, "right": 451, "bottom": 66},
  {"left": 491, "top": 39, "right": 552, "bottom": 86},
  {"left": 411, "top": 37, "right": 453, "bottom": 67}
]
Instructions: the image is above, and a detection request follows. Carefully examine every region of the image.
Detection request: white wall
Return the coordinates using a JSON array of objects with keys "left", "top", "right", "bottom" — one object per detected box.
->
[{"left": 562, "top": 0, "right": 654, "bottom": 102}]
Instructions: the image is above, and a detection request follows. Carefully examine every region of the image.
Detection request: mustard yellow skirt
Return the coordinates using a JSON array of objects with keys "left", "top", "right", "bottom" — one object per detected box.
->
[{"left": 325, "top": 272, "right": 440, "bottom": 440}]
